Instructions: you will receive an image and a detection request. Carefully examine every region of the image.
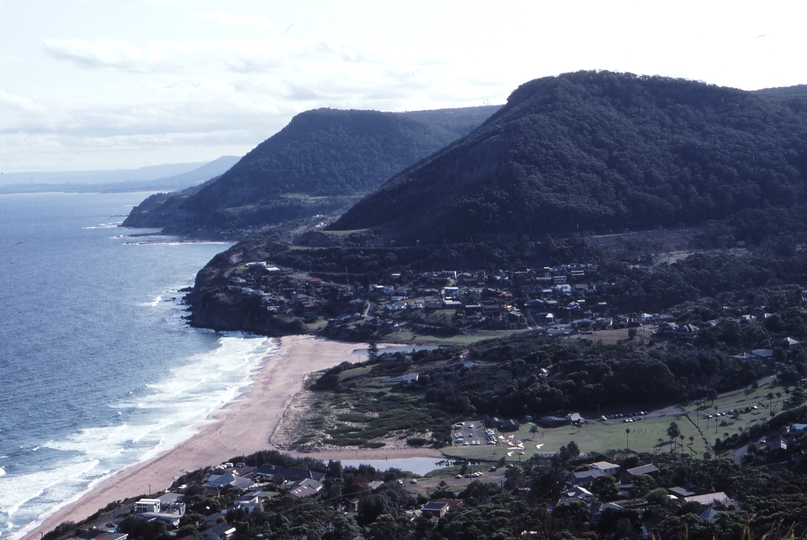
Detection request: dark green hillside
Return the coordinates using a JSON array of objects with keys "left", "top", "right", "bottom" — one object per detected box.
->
[
  {"left": 122, "top": 106, "right": 498, "bottom": 237},
  {"left": 332, "top": 71, "right": 807, "bottom": 243}
]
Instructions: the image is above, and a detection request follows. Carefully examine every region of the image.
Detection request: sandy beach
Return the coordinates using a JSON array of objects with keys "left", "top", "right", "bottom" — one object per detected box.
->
[{"left": 22, "top": 335, "right": 437, "bottom": 540}]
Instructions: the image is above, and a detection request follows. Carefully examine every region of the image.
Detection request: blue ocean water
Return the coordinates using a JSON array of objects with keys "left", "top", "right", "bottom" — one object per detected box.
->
[{"left": 0, "top": 192, "right": 275, "bottom": 539}]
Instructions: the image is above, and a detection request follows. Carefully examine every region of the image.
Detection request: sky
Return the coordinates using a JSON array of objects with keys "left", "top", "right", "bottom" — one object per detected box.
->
[{"left": 1, "top": 0, "right": 806, "bottom": 173}]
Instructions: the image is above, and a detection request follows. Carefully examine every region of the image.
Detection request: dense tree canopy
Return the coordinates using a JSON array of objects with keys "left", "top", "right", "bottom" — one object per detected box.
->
[
  {"left": 123, "top": 106, "right": 498, "bottom": 236},
  {"left": 334, "top": 71, "right": 807, "bottom": 243}
]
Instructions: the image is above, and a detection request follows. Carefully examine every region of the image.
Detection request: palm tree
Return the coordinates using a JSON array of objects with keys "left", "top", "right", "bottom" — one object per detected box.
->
[{"left": 667, "top": 422, "right": 680, "bottom": 453}]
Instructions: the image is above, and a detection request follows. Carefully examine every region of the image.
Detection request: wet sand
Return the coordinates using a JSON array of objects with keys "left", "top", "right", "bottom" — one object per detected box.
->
[{"left": 22, "top": 335, "right": 413, "bottom": 540}]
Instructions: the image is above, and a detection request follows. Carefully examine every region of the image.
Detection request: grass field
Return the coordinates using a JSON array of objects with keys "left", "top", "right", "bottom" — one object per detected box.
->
[
  {"left": 570, "top": 326, "right": 653, "bottom": 346},
  {"left": 379, "top": 328, "right": 530, "bottom": 346},
  {"left": 442, "top": 376, "right": 788, "bottom": 462},
  {"left": 442, "top": 417, "right": 701, "bottom": 462}
]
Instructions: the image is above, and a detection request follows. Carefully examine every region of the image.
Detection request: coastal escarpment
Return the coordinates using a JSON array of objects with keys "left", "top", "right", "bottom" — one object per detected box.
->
[
  {"left": 190, "top": 289, "right": 308, "bottom": 335},
  {"left": 187, "top": 247, "right": 308, "bottom": 336}
]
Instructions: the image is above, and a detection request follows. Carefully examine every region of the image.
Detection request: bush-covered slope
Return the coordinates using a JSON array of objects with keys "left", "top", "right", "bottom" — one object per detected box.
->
[
  {"left": 332, "top": 71, "right": 807, "bottom": 243},
  {"left": 122, "top": 106, "right": 498, "bottom": 237}
]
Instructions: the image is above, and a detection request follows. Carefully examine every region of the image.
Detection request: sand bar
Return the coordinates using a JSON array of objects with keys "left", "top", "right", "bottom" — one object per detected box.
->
[{"left": 23, "top": 335, "right": 436, "bottom": 540}]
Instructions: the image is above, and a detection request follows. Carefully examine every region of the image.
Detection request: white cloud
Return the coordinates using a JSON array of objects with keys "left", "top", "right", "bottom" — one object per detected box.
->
[
  {"left": 0, "top": 90, "right": 43, "bottom": 113},
  {"left": 8, "top": 0, "right": 806, "bottom": 172},
  {"left": 43, "top": 38, "right": 148, "bottom": 71},
  {"left": 41, "top": 36, "right": 379, "bottom": 76},
  {"left": 194, "top": 12, "right": 276, "bottom": 30}
]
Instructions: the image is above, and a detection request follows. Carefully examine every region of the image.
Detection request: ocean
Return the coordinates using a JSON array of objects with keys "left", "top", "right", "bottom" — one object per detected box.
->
[{"left": 0, "top": 192, "right": 276, "bottom": 539}]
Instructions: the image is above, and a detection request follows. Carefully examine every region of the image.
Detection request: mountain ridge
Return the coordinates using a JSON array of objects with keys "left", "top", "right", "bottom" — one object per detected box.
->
[
  {"left": 122, "top": 106, "right": 500, "bottom": 237},
  {"left": 0, "top": 157, "right": 239, "bottom": 194},
  {"left": 332, "top": 71, "right": 807, "bottom": 244}
]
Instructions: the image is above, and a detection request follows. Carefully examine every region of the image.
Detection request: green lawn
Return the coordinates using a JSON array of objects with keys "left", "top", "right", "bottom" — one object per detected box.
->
[
  {"left": 379, "top": 329, "right": 530, "bottom": 346},
  {"left": 443, "top": 417, "right": 711, "bottom": 462},
  {"left": 442, "top": 376, "right": 788, "bottom": 462}
]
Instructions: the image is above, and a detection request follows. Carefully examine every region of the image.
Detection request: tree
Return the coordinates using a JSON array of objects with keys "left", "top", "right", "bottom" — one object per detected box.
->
[
  {"left": 175, "top": 524, "right": 201, "bottom": 539},
  {"left": 431, "top": 480, "right": 454, "bottom": 500},
  {"left": 646, "top": 487, "right": 669, "bottom": 505},
  {"left": 368, "top": 341, "right": 379, "bottom": 361},
  {"left": 117, "top": 515, "right": 169, "bottom": 540},
  {"left": 626, "top": 427, "right": 631, "bottom": 449},
  {"left": 357, "top": 494, "right": 396, "bottom": 525},
  {"left": 667, "top": 421, "right": 681, "bottom": 453},
  {"left": 631, "top": 474, "right": 657, "bottom": 498},
  {"left": 327, "top": 459, "right": 343, "bottom": 479},
  {"left": 591, "top": 474, "right": 619, "bottom": 502}
]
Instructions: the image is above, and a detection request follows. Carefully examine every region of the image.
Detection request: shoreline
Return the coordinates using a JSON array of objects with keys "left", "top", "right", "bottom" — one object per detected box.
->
[{"left": 21, "top": 335, "right": 439, "bottom": 540}]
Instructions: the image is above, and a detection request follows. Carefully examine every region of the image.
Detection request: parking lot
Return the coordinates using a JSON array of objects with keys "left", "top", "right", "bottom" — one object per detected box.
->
[{"left": 452, "top": 421, "right": 496, "bottom": 447}]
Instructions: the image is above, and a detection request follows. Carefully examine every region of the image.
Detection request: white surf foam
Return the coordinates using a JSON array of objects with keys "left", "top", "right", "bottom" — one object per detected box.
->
[
  {"left": 82, "top": 222, "right": 122, "bottom": 230},
  {"left": 140, "top": 294, "right": 162, "bottom": 307},
  {"left": 3, "top": 335, "right": 277, "bottom": 540}
]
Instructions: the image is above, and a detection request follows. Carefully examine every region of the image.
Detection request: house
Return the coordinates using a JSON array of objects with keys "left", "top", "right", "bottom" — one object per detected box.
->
[
  {"left": 555, "top": 485, "right": 596, "bottom": 507},
  {"left": 766, "top": 436, "right": 788, "bottom": 456},
  {"left": 205, "top": 472, "right": 253, "bottom": 490},
  {"left": 133, "top": 494, "right": 185, "bottom": 527},
  {"left": 700, "top": 507, "right": 721, "bottom": 522},
  {"left": 288, "top": 478, "right": 324, "bottom": 499},
  {"left": 202, "top": 522, "right": 236, "bottom": 540},
  {"left": 569, "top": 468, "right": 606, "bottom": 486},
  {"left": 133, "top": 499, "right": 161, "bottom": 514},
  {"left": 234, "top": 492, "right": 263, "bottom": 514},
  {"left": 684, "top": 492, "right": 729, "bottom": 507},
  {"left": 538, "top": 416, "right": 568, "bottom": 428},
  {"left": 441, "top": 287, "right": 459, "bottom": 300},
  {"left": 657, "top": 322, "right": 679, "bottom": 336},
  {"left": 566, "top": 412, "right": 585, "bottom": 425},
  {"left": 383, "top": 373, "right": 419, "bottom": 385},
  {"left": 204, "top": 512, "right": 227, "bottom": 528},
  {"left": 563, "top": 485, "right": 595, "bottom": 500},
  {"left": 421, "top": 500, "right": 449, "bottom": 518},
  {"left": 590, "top": 461, "right": 620, "bottom": 475},
  {"left": 592, "top": 501, "right": 624, "bottom": 516},
  {"left": 676, "top": 324, "right": 699, "bottom": 340},
  {"left": 488, "top": 417, "right": 520, "bottom": 431},
  {"left": 621, "top": 463, "right": 659, "bottom": 483},
  {"left": 668, "top": 486, "right": 696, "bottom": 498},
  {"left": 74, "top": 532, "right": 128, "bottom": 540},
  {"left": 789, "top": 423, "right": 807, "bottom": 434}
]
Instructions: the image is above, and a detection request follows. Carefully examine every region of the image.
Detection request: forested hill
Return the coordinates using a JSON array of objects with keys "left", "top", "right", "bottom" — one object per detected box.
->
[
  {"left": 122, "top": 106, "right": 499, "bottom": 237},
  {"left": 332, "top": 71, "right": 807, "bottom": 244}
]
